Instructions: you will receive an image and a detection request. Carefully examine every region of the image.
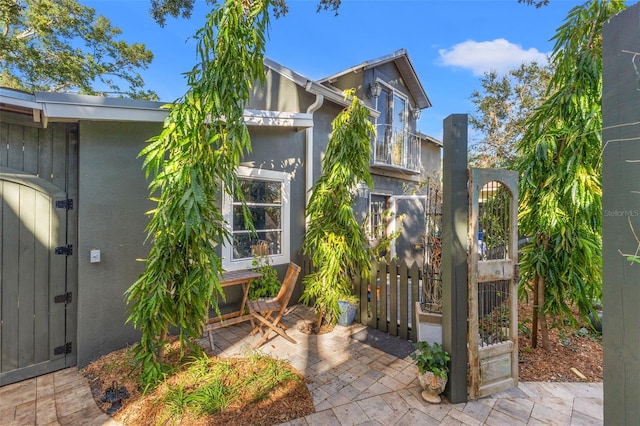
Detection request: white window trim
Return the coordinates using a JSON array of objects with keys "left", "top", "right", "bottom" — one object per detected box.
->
[{"left": 222, "top": 166, "right": 291, "bottom": 270}]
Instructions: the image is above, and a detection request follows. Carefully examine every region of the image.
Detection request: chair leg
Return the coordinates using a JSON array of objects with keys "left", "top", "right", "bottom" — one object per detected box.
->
[
  {"left": 251, "top": 313, "right": 297, "bottom": 348},
  {"left": 249, "top": 311, "right": 274, "bottom": 336},
  {"left": 208, "top": 330, "right": 215, "bottom": 351}
]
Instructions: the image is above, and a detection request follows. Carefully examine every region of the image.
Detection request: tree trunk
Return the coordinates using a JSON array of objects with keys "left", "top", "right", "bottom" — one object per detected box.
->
[
  {"left": 158, "top": 328, "right": 168, "bottom": 363},
  {"left": 537, "top": 273, "right": 551, "bottom": 351},
  {"left": 314, "top": 307, "right": 325, "bottom": 333},
  {"left": 531, "top": 273, "right": 539, "bottom": 348}
]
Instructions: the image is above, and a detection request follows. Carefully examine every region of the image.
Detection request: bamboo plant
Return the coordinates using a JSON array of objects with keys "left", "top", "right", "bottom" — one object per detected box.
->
[
  {"left": 301, "top": 90, "right": 374, "bottom": 328},
  {"left": 125, "top": 0, "right": 269, "bottom": 388}
]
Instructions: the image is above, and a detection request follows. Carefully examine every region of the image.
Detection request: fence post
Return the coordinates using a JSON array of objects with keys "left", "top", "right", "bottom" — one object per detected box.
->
[
  {"left": 399, "top": 261, "right": 409, "bottom": 340},
  {"left": 442, "top": 114, "right": 469, "bottom": 403},
  {"left": 409, "top": 262, "right": 420, "bottom": 343}
]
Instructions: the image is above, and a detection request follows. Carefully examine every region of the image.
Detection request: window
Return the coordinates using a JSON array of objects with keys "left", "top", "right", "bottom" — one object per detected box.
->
[
  {"left": 372, "top": 80, "right": 420, "bottom": 172},
  {"left": 222, "top": 167, "right": 290, "bottom": 269},
  {"left": 370, "top": 194, "right": 389, "bottom": 242},
  {"left": 368, "top": 193, "right": 398, "bottom": 261}
]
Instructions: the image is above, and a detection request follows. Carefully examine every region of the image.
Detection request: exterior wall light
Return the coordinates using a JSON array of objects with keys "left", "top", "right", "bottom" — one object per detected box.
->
[
  {"left": 412, "top": 108, "right": 421, "bottom": 120},
  {"left": 356, "top": 181, "right": 370, "bottom": 198},
  {"left": 370, "top": 81, "right": 382, "bottom": 99}
]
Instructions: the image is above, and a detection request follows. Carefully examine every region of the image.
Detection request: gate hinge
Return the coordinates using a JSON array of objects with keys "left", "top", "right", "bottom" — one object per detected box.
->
[
  {"left": 54, "top": 342, "right": 72, "bottom": 355},
  {"left": 54, "top": 292, "right": 72, "bottom": 304},
  {"left": 55, "top": 245, "right": 73, "bottom": 256},
  {"left": 55, "top": 199, "right": 73, "bottom": 210}
]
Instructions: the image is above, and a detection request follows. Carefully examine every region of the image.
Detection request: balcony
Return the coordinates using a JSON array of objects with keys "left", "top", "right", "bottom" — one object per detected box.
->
[{"left": 372, "top": 124, "right": 421, "bottom": 174}]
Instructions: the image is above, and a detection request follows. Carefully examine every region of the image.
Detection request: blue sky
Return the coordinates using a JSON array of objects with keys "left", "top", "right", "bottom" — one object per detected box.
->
[{"left": 86, "top": 0, "right": 603, "bottom": 139}]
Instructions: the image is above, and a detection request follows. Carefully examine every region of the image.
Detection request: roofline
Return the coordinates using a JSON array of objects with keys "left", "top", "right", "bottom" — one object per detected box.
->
[
  {"left": 1, "top": 88, "right": 169, "bottom": 124},
  {"left": 264, "top": 57, "right": 349, "bottom": 107},
  {"left": 319, "top": 49, "right": 410, "bottom": 82},
  {"left": 0, "top": 87, "right": 316, "bottom": 128},
  {"left": 318, "top": 49, "right": 432, "bottom": 110},
  {"left": 418, "top": 131, "right": 443, "bottom": 147},
  {"left": 264, "top": 57, "right": 379, "bottom": 118}
]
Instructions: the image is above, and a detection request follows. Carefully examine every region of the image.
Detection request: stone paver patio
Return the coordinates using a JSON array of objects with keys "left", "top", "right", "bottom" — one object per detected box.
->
[{"left": 0, "top": 304, "right": 603, "bottom": 425}]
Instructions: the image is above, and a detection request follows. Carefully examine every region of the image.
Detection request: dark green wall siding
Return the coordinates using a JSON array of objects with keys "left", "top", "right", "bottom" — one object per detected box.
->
[{"left": 76, "top": 121, "right": 159, "bottom": 366}]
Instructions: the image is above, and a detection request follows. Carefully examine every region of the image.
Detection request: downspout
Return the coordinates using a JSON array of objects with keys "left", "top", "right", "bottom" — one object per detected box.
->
[{"left": 304, "top": 82, "right": 324, "bottom": 230}]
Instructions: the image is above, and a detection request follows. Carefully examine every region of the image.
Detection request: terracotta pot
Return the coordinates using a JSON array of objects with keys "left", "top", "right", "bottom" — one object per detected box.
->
[{"left": 417, "top": 371, "right": 447, "bottom": 404}]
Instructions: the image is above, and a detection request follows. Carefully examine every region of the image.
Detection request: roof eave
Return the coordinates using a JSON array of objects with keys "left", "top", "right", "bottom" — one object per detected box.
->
[{"left": 319, "top": 49, "right": 431, "bottom": 110}]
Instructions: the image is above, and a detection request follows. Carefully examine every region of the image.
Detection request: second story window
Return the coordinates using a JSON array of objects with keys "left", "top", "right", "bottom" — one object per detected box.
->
[{"left": 372, "top": 81, "right": 420, "bottom": 173}]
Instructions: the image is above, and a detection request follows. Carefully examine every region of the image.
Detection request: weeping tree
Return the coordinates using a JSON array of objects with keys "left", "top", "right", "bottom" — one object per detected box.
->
[
  {"left": 516, "top": 0, "right": 625, "bottom": 350},
  {"left": 125, "top": 0, "right": 269, "bottom": 388},
  {"left": 301, "top": 90, "right": 374, "bottom": 329},
  {"left": 469, "top": 62, "right": 552, "bottom": 169},
  {"left": 1, "top": 0, "right": 156, "bottom": 98}
]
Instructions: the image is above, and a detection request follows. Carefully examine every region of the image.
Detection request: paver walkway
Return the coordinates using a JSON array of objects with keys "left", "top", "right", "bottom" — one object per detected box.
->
[
  {"left": 0, "top": 304, "right": 603, "bottom": 425},
  {"left": 0, "top": 367, "right": 118, "bottom": 425}
]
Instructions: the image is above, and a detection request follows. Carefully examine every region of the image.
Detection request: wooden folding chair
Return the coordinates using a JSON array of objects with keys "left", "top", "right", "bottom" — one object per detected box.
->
[{"left": 247, "top": 262, "right": 301, "bottom": 348}]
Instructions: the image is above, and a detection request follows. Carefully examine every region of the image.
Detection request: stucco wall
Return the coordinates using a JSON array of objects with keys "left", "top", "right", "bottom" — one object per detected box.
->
[
  {"left": 251, "top": 68, "right": 316, "bottom": 113},
  {"left": 422, "top": 141, "right": 442, "bottom": 180},
  {"left": 76, "top": 121, "right": 159, "bottom": 366}
]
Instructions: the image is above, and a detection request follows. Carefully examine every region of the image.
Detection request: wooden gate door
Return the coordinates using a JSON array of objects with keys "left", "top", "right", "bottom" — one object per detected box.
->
[
  {"left": 0, "top": 116, "right": 77, "bottom": 386},
  {"left": 468, "top": 168, "right": 518, "bottom": 399},
  {"left": 0, "top": 170, "right": 73, "bottom": 385}
]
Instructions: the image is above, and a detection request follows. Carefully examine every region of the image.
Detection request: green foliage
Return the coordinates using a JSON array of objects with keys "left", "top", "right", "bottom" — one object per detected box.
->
[
  {"left": 301, "top": 90, "right": 374, "bottom": 325},
  {"left": 249, "top": 255, "right": 281, "bottom": 300},
  {"left": 148, "top": 0, "right": 341, "bottom": 26},
  {"left": 518, "top": 319, "right": 532, "bottom": 338},
  {"left": 518, "top": 0, "right": 549, "bottom": 7},
  {"left": 469, "top": 62, "right": 552, "bottom": 168},
  {"left": 478, "top": 185, "right": 512, "bottom": 257},
  {"left": 516, "top": 0, "right": 626, "bottom": 323},
  {"left": 158, "top": 353, "right": 298, "bottom": 421},
  {"left": 365, "top": 209, "right": 405, "bottom": 263},
  {"left": 126, "top": 0, "right": 269, "bottom": 388},
  {"left": 411, "top": 341, "right": 450, "bottom": 379},
  {"left": 0, "top": 0, "right": 156, "bottom": 98}
]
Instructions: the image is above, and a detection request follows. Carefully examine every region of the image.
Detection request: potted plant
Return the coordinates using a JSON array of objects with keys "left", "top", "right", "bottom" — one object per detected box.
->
[
  {"left": 411, "top": 341, "right": 450, "bottom": 403},
  {"left": 248, "top": 254, "right": 281, "bottom": 300},
  {"left": 337, "top": 294, "right": 358, "bottom": 327}
]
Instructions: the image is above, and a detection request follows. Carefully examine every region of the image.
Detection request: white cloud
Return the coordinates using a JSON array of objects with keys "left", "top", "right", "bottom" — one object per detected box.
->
[{"left": 438, "top": 38, "right": 549, "bottom": 75}]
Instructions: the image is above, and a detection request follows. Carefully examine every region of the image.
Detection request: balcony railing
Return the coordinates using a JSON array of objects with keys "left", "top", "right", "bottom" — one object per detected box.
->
[{"left": 372, "top": 124, "right": 421, "bottom": 173}]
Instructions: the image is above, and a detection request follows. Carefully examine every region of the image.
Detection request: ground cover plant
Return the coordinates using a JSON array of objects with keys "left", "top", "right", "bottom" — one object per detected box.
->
[{"left": 82, "top": 338, "right": 314, "bottom": 425}]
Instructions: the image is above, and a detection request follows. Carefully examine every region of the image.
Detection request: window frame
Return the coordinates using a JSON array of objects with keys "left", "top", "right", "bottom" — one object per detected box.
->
[
  {"left": 222, "top": 166, "right": 291, "bottom": 270},
  {"left": 374, "top": 80, "right": 409, "bottom": 132},
  {"left": 372, "top": 79, "right": 420, "bottom": 171}
]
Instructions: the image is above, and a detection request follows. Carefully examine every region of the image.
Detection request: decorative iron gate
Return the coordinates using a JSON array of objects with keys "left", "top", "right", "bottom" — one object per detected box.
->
[
  {"left": 468, "top": 168, "right": 518, "bottom": 399},
  {"left": 421, "top": 180, "right": 443, "bottom": 314}
]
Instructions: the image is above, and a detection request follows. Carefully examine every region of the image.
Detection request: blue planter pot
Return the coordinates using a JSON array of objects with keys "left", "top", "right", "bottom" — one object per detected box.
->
[
  {"left": 588, "top": 310, "right": 603, "bottom": 332},
  {"left": 337, "top": 301, "right": 357, "bottom": 326}
]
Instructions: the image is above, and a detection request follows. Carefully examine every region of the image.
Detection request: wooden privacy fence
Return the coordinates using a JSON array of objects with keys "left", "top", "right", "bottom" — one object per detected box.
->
[{"left": 299, "top": 257, "right": 422, "bottom": 342}]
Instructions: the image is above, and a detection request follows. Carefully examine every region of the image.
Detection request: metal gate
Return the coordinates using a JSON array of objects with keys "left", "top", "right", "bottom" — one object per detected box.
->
[
  {"left": 468, "top": 168, "right": 518, "bottom": 399},
  {"left": 422, "top": 180, "right": 443, "bottom": 314}
]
